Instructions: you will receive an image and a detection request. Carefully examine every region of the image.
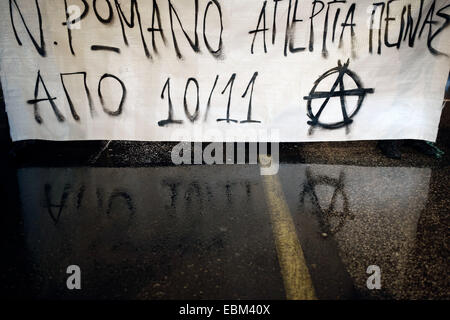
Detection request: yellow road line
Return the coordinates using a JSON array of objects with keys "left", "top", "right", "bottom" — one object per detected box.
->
[{"left": 260, "top": 157, "right": 317, "bottom": 300}]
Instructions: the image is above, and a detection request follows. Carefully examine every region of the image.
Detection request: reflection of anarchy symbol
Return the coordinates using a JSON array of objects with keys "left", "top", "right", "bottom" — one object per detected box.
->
[
  {"left": 299, "top": 169, "right": 355, "bottom": 235},
  {"left": 303, "top": 59, "right": 374, "bottom": 130}
]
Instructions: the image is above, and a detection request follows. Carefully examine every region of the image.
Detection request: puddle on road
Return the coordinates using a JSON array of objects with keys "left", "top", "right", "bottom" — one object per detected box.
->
[
  {"left": 14, "top": 164, "right": 433, "bottom": 299},
  {"left": 17, "top": 165, "right": 284, "bottom": 299},
  {"left": 277, "top": 165, "right": 431, "bottom": 299}
]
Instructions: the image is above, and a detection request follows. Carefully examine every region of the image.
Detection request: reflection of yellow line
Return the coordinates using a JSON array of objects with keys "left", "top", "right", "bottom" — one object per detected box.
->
[{"left": 261, "top": 159, "right": 317, "bottom": 300}]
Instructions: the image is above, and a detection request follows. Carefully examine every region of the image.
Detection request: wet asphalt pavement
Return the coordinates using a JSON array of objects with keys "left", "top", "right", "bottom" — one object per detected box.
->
[{"left": 0, "top": 129, "right": 449, "bottom": 300}]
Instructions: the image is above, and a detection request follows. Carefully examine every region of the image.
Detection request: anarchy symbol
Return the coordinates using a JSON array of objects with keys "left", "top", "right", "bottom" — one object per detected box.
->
[{"left": 303, "top": 59, "right": 374, "bottom": 130}]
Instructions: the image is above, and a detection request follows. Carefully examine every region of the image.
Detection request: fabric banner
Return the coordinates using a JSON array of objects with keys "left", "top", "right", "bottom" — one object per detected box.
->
[{"left": 0, "top": 0, "right": 449, "bottom": 142}]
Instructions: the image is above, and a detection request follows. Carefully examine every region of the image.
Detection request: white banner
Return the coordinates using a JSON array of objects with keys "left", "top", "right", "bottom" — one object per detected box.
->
[{"left": 0, "top": 0, "right": 449, "bottom": 142}]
